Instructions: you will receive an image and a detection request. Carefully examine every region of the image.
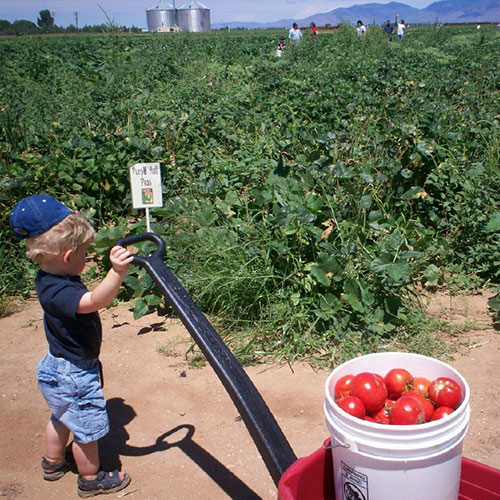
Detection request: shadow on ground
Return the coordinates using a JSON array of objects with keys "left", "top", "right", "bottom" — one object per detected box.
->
[{"left": 100, "top": 397, "right": 261, "bottom": 500}]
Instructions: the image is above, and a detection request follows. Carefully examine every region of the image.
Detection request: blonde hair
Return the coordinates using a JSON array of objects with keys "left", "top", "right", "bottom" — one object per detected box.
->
[{"left": 25, "top": 213, "right": 95, "bottom": 264}]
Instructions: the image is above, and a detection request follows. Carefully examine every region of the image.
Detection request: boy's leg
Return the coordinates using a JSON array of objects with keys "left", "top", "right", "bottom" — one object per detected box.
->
[
  {"left": 72, "top": 440, "right": 100, "bottom": 478},
  {"left": 73, "top": 440, "right": 128, "bottom": 482},
  {"left": 42, "top": 417, "right": 75, "bottom": 480},
  {"left": 44, "top": 417, "right": 70, "bottom": 464}
]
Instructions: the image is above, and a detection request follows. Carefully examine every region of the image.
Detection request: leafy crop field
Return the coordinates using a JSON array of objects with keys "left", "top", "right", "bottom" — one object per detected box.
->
[{"left": 1, "top": 25, "right": 499, "bottom": 364}]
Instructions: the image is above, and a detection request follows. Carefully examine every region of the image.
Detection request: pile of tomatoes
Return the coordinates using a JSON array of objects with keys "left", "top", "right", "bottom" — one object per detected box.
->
[{"left": 333, "top": 368, "right": 463, "bottom": 425}]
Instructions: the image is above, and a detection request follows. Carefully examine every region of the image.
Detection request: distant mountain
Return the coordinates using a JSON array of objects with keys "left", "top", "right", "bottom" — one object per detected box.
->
[
  {"left": 212, "top": 0, "right": 500, "bottom": 29},
  {"left": 421, "top": 0, "right": 500, "bottom": 22},
  {"left": 297, "top": 2, "right": 421, "bottom": 27}
]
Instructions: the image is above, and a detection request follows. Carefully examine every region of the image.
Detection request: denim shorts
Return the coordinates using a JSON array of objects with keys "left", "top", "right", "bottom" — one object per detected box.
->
[{"left": 37, "top": 352, "right": 109, "bottom": 444}]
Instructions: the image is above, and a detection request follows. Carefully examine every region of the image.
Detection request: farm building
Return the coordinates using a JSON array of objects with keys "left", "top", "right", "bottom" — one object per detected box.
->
[{"left": 146, "top": 0, "right": 211, "bottom": 33}]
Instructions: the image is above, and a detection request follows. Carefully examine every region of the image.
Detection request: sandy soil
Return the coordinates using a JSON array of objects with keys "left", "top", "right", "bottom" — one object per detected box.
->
[{"left": 0, "top": 290, "right": 499, "bottom": 499}]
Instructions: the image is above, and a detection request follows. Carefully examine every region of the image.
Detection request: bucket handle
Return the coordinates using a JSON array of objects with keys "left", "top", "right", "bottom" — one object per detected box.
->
[{"left": 324, "top": 436, "right": 351, "bottom": 451}]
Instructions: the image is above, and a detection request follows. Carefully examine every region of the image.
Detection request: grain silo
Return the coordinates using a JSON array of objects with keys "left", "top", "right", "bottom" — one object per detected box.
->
[
  {"left": 177, "top": 0, "right": 211, "bottom": 33},
  {"left": 146, "top": 0, "right": 177, "bottom": 32}
]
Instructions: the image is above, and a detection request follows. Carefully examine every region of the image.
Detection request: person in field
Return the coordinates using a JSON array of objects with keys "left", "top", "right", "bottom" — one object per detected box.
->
[
  {"left": 10, "top": 194, "right": 133, "bottom": 498},
  {"left": 356, "top": 20, "right": 367, "bottom": 36},
  {"left": 383, "top": 19, "right": 394, "bottom": 40},
  {"left": 397, "top": 19, "right": 406, "bottom": 40},
  {"left": 276, "top": 35, "right": 286, "bottom": 57},
  {"left": 289, "top": 22, "right": 302, "bottom": 43},
  {"left": 310, "top": 22, "right": 318, "bottom": 41}
]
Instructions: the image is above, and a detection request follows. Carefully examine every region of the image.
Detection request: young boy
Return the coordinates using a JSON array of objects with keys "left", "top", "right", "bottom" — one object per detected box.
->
[
  {"left": 276, "top": 36, "right": 286, "bottom": 57},
  {"left": 10, "top": 194, "right": 134, "bottom": 498}
]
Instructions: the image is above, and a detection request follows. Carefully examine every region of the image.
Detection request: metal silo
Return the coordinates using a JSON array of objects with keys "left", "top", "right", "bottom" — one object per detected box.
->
[
  {"left": 147, "top": 1, "right": 177, "bottom": 32},
  {"left": 177, "top": 0, "right": 211, "bottom": 32}
]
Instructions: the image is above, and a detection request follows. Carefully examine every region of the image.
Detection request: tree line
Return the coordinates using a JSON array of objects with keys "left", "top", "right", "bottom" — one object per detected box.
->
[{"left": 0, "top": 9, "right": 141, "bottom": 35}]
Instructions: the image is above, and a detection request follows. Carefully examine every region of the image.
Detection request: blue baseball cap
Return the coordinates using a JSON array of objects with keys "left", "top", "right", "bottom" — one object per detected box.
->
[{"left": 10, "top": 194, "right": 72, "bottom": 240}]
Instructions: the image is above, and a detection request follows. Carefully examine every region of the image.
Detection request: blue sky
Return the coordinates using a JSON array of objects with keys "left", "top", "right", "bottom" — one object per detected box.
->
[{"left": 0, "top": 0, "right": 433, "bottom": 28}]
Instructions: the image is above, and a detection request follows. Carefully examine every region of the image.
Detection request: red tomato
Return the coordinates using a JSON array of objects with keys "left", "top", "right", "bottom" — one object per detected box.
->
[
  {"left": 334, "top": 374, "right": 353, "bottom": 399},
  {"left": 336, "top": 395, "right": 366, "bottom": 419},
  {"left": 351, "top": 372, "right": 388, "bottom": 413},
  {"left": 389, "top": 395, "right": 426, "bottom": 425},
  {"left": 404, "top": 390, "right": 435, "bottom": 422},
  {"left": 364, "top": 415, "right": 376, "bottom": 422},
  {"left": 431, "top": 406, "right": 455, "bottom": 421},
  {"left": 428, "top": 377, "right": 462, "bottom": 409},
  {"left": 370, "top": 399, "right": 395, "bottom": 425},
  {"left": 384, "top": 368, "right": 413, "bottom": 399},
  {"left": 411, "top": 376, "right": 431, "bottom": 396}
]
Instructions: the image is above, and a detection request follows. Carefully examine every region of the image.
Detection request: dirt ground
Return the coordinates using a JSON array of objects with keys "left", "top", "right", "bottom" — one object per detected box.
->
[{"left": 1, "top": 290, "right": 499, "bottom": 499}]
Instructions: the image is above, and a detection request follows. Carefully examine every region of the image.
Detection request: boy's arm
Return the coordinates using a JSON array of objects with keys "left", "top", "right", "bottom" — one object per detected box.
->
[{"left": 77, "top": 246, "right": 133, "bottom": 314}]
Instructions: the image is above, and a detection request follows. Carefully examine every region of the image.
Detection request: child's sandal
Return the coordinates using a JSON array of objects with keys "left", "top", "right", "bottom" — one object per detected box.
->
[
  {"left": 77, "top": 470, "right": 131, "bottom": 498},
  {"left": 41, "top": 456, "right": 75, "bottom": 481}
]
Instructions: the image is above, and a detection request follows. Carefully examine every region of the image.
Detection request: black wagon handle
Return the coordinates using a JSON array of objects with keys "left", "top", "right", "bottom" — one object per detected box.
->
[
  {"left": 116, "top": 233, "right": 297, "bottom": 485},
  {"left": 116, "top": 232, "right": 166, "bottom": 265}
]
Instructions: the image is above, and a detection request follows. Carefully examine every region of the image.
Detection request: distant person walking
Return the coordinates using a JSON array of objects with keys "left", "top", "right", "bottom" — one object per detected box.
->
[
  {"left": 383, "top": 19, "right": 394, "bottom": 40},
  {"left": 289, "top": 22, "right": 302, "bottom": 43},
  {"left": 356, "top": 20, "right": 367, "bottom": 36},
  {"left": 310, "top": 22, "right": 318, "bottom": 41},
  {"left": 397, "top": 19, "right": 406, "bottom": 40}
]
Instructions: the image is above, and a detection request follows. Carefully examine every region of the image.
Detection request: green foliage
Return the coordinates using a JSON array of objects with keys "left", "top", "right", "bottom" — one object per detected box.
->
[
  {"left": 12, "top": 20, "right": 40, "bottom": 35},
  {"left": 0, "top": 18, "right": 140, "bottom": 36},
  {"left": 1, "top": 27, "right": 499, "bottom": 363},
  {"left": 0, "top": 20, "right": 15, "bottom": 36},
  {"left": 37, "top": 10, "right": 55, "bottom": 32}
]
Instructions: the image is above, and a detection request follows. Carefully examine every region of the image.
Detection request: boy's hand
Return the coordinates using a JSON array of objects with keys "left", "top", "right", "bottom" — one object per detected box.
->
[{"left": 110, "top": 246, "right": 134, "bottom": 275}]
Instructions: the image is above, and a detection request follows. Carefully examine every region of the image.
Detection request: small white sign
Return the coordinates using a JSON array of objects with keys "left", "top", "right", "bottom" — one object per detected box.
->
[{"left": 129, "top": 163, "right": 163, "bottom": 209}]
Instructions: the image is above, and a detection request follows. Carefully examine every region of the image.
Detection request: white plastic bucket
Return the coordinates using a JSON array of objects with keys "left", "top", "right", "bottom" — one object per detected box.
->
[{"left": 324, "top": 352, "right": 470, "bottom": 500}]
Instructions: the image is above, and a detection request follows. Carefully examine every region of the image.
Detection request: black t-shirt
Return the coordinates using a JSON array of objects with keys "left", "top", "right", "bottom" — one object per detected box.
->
[{"left": 35, "top": 270, "right": 102, "bottom": 362}]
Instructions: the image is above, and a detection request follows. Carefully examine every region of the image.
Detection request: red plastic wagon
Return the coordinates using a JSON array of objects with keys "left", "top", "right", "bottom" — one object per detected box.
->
[{"left": 278, "top": 439, "right": 500, "bottom": 500}]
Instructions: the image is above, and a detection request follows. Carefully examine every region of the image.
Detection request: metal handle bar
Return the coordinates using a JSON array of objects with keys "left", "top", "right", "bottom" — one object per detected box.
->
[{"left": 116, "top": 233, "right": 297, "bottom": 485}]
